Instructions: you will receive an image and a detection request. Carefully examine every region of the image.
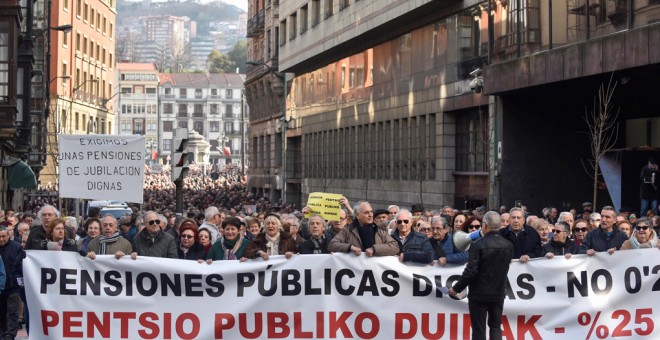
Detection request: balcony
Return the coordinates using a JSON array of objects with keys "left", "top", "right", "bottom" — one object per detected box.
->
[
  {"left": 192, "top": 111, "right": 204, "bottom": 118},
  {"left": 247, "top": 10, "right": 265, "bottom": 37},
  {"left": 177, "top": 112, "right": 188, "bottom": 118},
  {"left": 161, "top": 94, "right": 175, "bottom": 99}
]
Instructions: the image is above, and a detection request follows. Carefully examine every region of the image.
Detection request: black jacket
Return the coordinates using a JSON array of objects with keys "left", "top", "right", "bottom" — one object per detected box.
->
[
  {"left": 543, "top": 238, "right": 579, "bottom": 256},
  {"left": 0, "top": 240, "right": 22, "bottom": 294},
  {"left": 298, "top": 235, "right": 331, "bottom": 254},
  {"left": 452, "top": 232, "right": 514, "bottom": 302},
  {"left": 640, "top": 164, "right": 658, "bottom": 199},
  {"left": 391, "top": 230, "right": 434, "bottom": 264},
  {"left": 177, "top": 243, "right": 207, "bottom": 261},
  {"left": 500, "top": 225, "right": 543, "bottom": 259}
]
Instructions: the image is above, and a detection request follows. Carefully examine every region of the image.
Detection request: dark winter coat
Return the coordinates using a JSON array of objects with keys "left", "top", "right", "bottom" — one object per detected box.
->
[
  {"left": 500, "top": 225, "right": 543, "bottom": 259},
  {"left": 542, "top": 238, "right": 579, "bottom": 256},
  {"left": 578, "top": 226, "right": 628, "bottom": 253},
  {"left": 391, "top": 230, "right": 434, "bottom": 264}
]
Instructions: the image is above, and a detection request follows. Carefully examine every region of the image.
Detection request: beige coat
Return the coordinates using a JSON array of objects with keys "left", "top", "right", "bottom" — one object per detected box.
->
[
  {"left": 328, "top": 221, "right": 399, "bottom": 256},
  {"left": 87, "top": 235, "right": 133, "bottom": 255}
]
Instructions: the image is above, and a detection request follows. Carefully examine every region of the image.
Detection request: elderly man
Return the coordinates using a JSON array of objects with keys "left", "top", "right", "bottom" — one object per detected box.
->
[
  {"left": 299, "top": 215, "right": 330, "bottom": 254},
  {"left": 579, "top": 206, "right": 628, "bottom": 256},
  {"left": 326, "top": 208, "right": 351, "bottom": 240},
  {"left": 328, "top": 201, "right": 399, "bottom": 257},
  {"left": 199, "top": 206, "right": 223, "bottom": 244},
  {"left": 499, "top": 213, "right": 510, "bottom": 229},
  {"left": 390, "top": 210, "right": 434, "bottom": 264},
  {"left": 441, "top": 206, "right": 454, "bottom": 217},
  {"left": 543, "top": 221, "right": 578, "bottom": 259},
  {"left": 25, "top": 204, "right": 59, "bottom": 250},
  {"left": 86, "top": 215, "right": 134, "bottom": 260},
  {"left": 500, "top": 207, "right": 542, "bottom": 263},
  {"left": 373, "top": 209, "right": 390, "bottom": 226},
  {"left": 449, "top": 212, "right": 514, "bottom": 340},
  {"left": 132, "top": 211, "right": 177, "bottom": 258},
  {"left": 0, "top": 225, "right": 21, "bottom": 340},
  {"left": 281, "top": 214, "right": 305, "bottom": 246},
  {"left": 557, "top": 212, "right": 575, "bottom": 229},
  {"left": 387, "top": 205, "right": 400, "bottom": 221}
]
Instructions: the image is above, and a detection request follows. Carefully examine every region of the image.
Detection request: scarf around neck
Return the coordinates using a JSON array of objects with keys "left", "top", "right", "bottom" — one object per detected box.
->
[
  {"left": 630, "top": 230, "right": 658, "bottom": 249},
  {"left": 223, "top": 235, "right": 244, "bottom": 260},
  {"left": 99, "top": 232, "right": 121, "bottom": 254},
  {"left": 47, "top": 239, "right": 64, "bottom": 251},
  {"left": 265, "top": 232, "right": 281, "bottom": 256}
]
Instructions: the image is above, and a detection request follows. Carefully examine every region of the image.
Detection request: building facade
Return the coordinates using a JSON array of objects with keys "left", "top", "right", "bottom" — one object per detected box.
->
[
  {"left": 44, "top": 0, "right": 117, "bottom": 186},
  {"left": 245, "top": 0, "right": 290, "bottom": 204},
  {"left": 158, "top": 73, "right": 247, "bottom": 169},
  {"left": 272, "top": 0, "right": 660, "bottom": 213},
  {"left": 116, "top": 62, "right": 159, "bottom": 163}
]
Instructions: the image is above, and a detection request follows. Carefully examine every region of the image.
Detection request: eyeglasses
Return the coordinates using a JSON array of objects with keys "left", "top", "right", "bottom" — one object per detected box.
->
[
  {"left": 147, "top": 219, "right": 161, "bottom": 226},
  {"left": 551, "top": 229, "right": 566, "bottom": 234},
  {"left": 574, "top": 227, "right": 588, "bottom": 232},
  {"left": 469, "top": 224, "right": 480, "bottom": 229},
  {"left": 396, "top": 220, "right": 410, "bottom": 225},
  {"left": 419, "top": 228, "right": 430, "bottom": 232},
  {"left": 432, "top": 227, "right": 444, "bottom": 231},
  {"left": 636, "top": 226, "right": 650, "bottom": 231},
  {"left": 591, "top": 219, "right": 601, "bottom": 222},
  {"left": 181, "top": 234, "right": 194, "bottom": 239}
]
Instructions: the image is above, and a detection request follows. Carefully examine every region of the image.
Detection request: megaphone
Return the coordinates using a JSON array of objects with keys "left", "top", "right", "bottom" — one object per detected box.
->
[{"left": 453, "top": 229, "right": 483, "bottom": 251}]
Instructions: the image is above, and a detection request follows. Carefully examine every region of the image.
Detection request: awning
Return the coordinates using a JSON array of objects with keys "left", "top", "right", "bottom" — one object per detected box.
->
[{"left": 4, "top": 159, "right": 37, "bottom": 190}]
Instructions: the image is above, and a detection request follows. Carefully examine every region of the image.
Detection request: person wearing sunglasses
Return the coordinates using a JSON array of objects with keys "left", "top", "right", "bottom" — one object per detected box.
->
[
  {"left": 132, "top": 211, "right": 177, "bottom": 259},
  {"left": 620, "top": 217, "right": 659, "bottom": 250},
  {"left": 176, "top": 219, "right": 206, "bottom": 261},
  {"left": 571, "top": 219, "right": 590, "bottom": 247},
  {"left": 543, "top": 222, "right": 578, "bottom": 260},
  {"left": 390, "top": 210, "right": 434, "bottom": 264}
]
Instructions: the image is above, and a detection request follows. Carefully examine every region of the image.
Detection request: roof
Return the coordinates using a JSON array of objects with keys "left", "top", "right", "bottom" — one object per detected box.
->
[
  {"left": 158, "top": 73, "right": 245, "bottom": 88},
  {"left": 117, "top": 63, "right": 159, "bottom": 71}
]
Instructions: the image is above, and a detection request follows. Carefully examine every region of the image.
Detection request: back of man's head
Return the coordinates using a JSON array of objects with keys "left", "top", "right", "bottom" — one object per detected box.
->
[{"left": 483, "top": 211, "right": 501, "bottom": 232}]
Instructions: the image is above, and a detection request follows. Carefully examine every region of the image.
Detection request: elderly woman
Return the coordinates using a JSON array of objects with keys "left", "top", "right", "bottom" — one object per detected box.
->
[
  {"left": 42, "top": 219, "right": 78, "bottom": 251},
  {"left": 451, "top": 213, "right": 467, "bottom": 234},
  {"left": 533, "top": 219, "right": 551, "bottom": 245},
  {"left": 198, "top": 228, "right": 212, "bottom": 253},
  {"left": 620, "top": 217, "right": 658, "bottom": 250},
  {"left": 177, "top": 220, "right": 207, "bottom": 261},
  {"left": 87, "top": 215, "right": 134, "bottom": 260},
  {"left": 616, "top": 221, "right": 632, "bottom": 239},
  {"left": 299, "top": 215, "right": 330, "bottom": 254},
  {"left": 77, "top": 218, "right": 101, "bottom": 253},
  {"left": 242, "top": 214, "right": 296, "bottom": 261},
  {"left": 543, "top": 221, "right": 578, "bottom": 259},
  {"left": 572, "top": 219, "right": 589, "bottom": 247},
  {"left": 206, "top": 217, "right": 249, "bottom": 262}
]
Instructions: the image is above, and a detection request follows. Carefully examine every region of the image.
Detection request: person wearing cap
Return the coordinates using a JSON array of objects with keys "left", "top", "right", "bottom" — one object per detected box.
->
[
  {"left": 640, "top": 157, "right": 659, "bottom": 216},
  {"left": 582, "top": 202, "right": 593, "bottom": 212},
  {"left": 411, "top": 204, "right": 424, "bottom": 217},
  {"left": 328, "top": 201, "right": 399, "bottom": 257},
  {"left": 373, "top": 209, "right": 389, "bottom": 226}
]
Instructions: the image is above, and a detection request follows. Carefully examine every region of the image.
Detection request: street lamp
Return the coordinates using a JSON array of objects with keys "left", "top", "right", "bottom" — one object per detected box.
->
[{"left": 246, "top": 60, "right": 289, "bottom": 202}]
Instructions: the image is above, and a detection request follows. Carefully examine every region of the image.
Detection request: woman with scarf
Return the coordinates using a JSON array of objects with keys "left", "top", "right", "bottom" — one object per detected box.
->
[
  {"left": 86, "top": 215, "right": 134, "bottom": 260},
  {"left": 76, "top": 218, "right": 101, "bottom": 253},
  {"left": 177, "top": 220, "right": 207, "bottom": 260},
  {"left": 206, "top": 217, "right": 250, "bottom": 262},
  {"left": 41, "top": 219, "right": 78, "bottom": 251},
  {"left": 620, "top": 217, "right": 659, "bottom": 250},
  {"left": 242, "top": 214, "right": 296, "bottom": 261},
  {"left": 198, "top": 229, "right": 212, "bottom": 254}
]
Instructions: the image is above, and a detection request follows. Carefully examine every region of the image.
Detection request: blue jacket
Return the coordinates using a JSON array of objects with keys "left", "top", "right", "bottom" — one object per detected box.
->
[
  {"left": 578, "top": 226, "right": 628, "bottom": 253},
  {"left": 0, "top": 240, "right": 21, "bottom": 294},
  {"left": 430, "top": 235, "right": 468, "bottom": 265},
  {"left": 391, "top": 231, "right": 434, "bottom": 264}
]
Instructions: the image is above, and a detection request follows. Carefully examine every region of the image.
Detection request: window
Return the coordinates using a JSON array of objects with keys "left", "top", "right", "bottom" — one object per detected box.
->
[
  {"left": 456, "top": 110, "right": 487, "bottom": 172},
  {"left": 210, "top": 89, "right": 217, "bottom": 96},
  {"left": 225, "top": 104, "right": 233, "bottom": 118},
  {"left": 133, "top": 121, "right": 143, "bottom": 135},
  {"left": 325, "top": 0, "right": 334, "bottom": 18},
  {"left": 110, "top": 23, "right": 113, "bottom": 38},
  {"left": 164, "top": 88, "right": 171, "bottom": 95},
  {"left": 163, "top": 139, "right": 172, "bottom": 151},
  {"left": 89, "top": 40, "right": 94, "bottom": 58},
  {"left": 224, "top": 122, "right": 233, "bottom": 133},
  {"left": 0, "top": 22, "right": 11, "bottom": 100},
  {"left": 210, "top": 104, "right": 218, "bottom": 115},
  {"left": 289, "top": 13, "right": 297, "bottom": 40},
  {"left": 103, "top": 17, "right": 106, "bottom": 34},
  {"left": 339, "top": 0, "right": 349, "bottom": 10},
  {"left": 279, "top": 20, "right": 287, "bottom": 46},
  {"left": 64, "top": 0, "right": 68, "bottom": 10},
  {"left": 177, "top": 121, "right": 188, "bottom": 128},
  {"left": 63, "top": 31, "right": 68, "bottom": 46},
  {"left": 312, "top": 0, "right": 321, "bottom": 26},
  {"left": 225, "top": 89, "right": 232, "bottom": 98},
  {"left": 193, "top": 104, "right": 204, "bottom": 117},
  {"left": 102, "top": 47, "right": 105, "bottom": 63},
  {"left": 195, "top": 89, "right": 202, "bottom": 98},
  {"left": 146, "top": 88, "right": 156, "bottom": 94},
  {"left": 83, "top": 37, "right": 87, "bottom": 54},
  {"left": 210, "top": 122, "right": 219, "bottom": 132},
  {"left": 90, "top": 9, "right": 95, "bottom": 26},
  {"left": 109, "top": 53, "right": 113, "bottom": 66},
  {"left": 178, "top": 104, "right": 187, "bottom": 117},
  {"left": 76, "top": 0, "right": 81, "bottom": 16},
  {"left": 62, "top": 63, "right": 67, "bottom": 79},
  {"left": 120, "top": 87, "right": 131, "bottom": 93},
  {"left": 180, "top": 88, "right": 187, "bottom": 98},
  {"left": 97, "top": 13, "right": 101, "bottom": 30},
  {"left": 300, "top": 5, "right": 308, "bottom": 34},
  {"left": 84, "top": 3, "right": 88, "bottom": 21},
  {"left": 76, "top": 33, "right": 80, "bottom": 51},
  {"left": 193, "top": 121, "right": 204, "bottom": 135}
]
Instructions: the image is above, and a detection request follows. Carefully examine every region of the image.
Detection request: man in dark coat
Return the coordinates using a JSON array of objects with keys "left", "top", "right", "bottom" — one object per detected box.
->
[
  {"left": 390, "top": 210, "right": 434, "bottom": 264},
  {"left": 640, "top": 157, "right": 659, "bottom": 216},
  {"left": 499, "top": 207, "right": 542, "bottom": 262},
  {"left": 579, "top": 206, "right": 628, "bottom": 255},
  {"left": 132, "top": 211, "right": 177, "bottom": 259},
  {"left": 543, "top": 221, "right": 579, "bottom": 259},
  {"left": 298, "top": 215, "right": 331, "bottom": 254},
  {"left": 0, "top": 226, "right": 22, "bottom": 340},
  {"left": 450, "top": 211, "right": 514, "bottom": 340}
]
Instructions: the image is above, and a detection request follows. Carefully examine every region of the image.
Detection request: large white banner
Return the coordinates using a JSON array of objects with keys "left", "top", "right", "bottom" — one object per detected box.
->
[
  {"left": 58, "top": 135, "right": 145, "bottom": 203},
  {"left": 24, "top": 250, "right": 660, "bottom": 339}
]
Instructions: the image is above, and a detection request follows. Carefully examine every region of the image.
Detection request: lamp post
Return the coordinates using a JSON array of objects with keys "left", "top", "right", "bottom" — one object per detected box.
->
[{"left": 245, "top": 61, "right": 288, "bottom": 202}]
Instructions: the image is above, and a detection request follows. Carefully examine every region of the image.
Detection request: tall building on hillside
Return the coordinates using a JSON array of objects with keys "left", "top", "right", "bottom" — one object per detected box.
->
[
  {"left": 245, "top": 0, "right": 288, "bottom": 203},
  {"left": 158, "top": 73, "right": 247, "bottom": 168},
  {"left": 116, "top": 63, "right": 160, "bottom": 164},
  {"left": 143, "top": 15, "right": 187, "bottom": 54},
  {"left": 44, "top": 0, "right": 117, "bottom": 188},
  {"left": 274, "top": 0, "right": 660, "bottom": 212}
]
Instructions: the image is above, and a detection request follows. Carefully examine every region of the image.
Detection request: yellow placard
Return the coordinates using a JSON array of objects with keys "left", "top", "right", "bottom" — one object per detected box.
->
[{"left": 304, "top": 192, "right": 343, "bottom": 221}]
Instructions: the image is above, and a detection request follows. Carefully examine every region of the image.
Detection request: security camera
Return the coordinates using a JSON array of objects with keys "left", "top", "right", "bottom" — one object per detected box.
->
[
  {"left": 469, "top": 77, "right": 484, "bottom": 93},
  {"left": 470, "top": 68, "right": 481, "bottom": 77}
]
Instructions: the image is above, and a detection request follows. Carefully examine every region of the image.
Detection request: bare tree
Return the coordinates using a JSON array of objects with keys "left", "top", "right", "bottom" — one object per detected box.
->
[
  {"left": 583, "top": 75, "right": 619, "bottom": 210},
  {"left": 171, "top": 42, "right": 193, "bottom": 73},
  {"left": 115, "top": 31, "right": 143, "bottom": 62}
]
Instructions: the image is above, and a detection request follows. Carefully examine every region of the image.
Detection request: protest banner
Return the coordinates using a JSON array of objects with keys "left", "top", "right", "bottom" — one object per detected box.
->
[
  {"left": 58, "top": 135, "right": 145, "bottom": 203},
  {"left": 304, "top": 192, "right": 343, "bottom": 221},
  {"left": 24, "top": 250, "right": 660, "bottom": 339}
]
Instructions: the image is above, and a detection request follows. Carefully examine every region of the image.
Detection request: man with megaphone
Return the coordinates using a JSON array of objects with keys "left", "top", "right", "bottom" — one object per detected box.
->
[{"left": 449, "top": 211, "right": 514, "bottom": 340}]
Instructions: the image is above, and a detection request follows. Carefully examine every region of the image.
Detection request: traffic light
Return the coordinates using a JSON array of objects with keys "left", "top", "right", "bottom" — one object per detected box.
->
[{"left": 171, "top": 128, "right": 189, "bottom": 182}]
